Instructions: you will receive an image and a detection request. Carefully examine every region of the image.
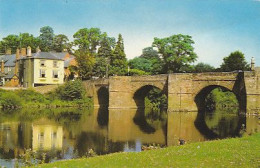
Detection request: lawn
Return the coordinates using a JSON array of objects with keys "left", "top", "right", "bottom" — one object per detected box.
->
[{"left": 36, "top": 133, "right": 260, "bottom": 168}]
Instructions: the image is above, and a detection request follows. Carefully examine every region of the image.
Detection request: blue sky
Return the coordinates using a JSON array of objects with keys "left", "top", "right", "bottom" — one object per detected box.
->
[{"left": 0, "top": 0, "right": 260, "bottom": 67}]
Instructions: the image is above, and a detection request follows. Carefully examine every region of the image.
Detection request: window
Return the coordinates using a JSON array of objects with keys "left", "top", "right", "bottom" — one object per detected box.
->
[
  {"left": 40, "top": 60, "right": 45, "bottom": 67},
  {"left": 53, "top": 61, "right": 58, "bottom": 68},
  {"left": 53, "top": 70, "right": 59, "bottom": 78},
  {"left": 40, "top": 69, "right": 46, "bottom": 78}
]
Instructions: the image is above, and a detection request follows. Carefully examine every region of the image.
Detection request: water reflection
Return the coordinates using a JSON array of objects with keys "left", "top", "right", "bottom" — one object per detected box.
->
[{"left": 0, "top": 107, "right": 259, "bottom": 167}]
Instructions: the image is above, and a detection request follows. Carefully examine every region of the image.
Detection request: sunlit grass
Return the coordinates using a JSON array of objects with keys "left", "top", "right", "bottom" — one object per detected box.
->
[{"left": 36, "top": 133, "right": 260, "bottom": 168}]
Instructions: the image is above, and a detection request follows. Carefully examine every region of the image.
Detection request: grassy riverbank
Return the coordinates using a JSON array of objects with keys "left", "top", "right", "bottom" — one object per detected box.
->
[{"left": 36, "top": 133, "right": 260, "bottom": 168}]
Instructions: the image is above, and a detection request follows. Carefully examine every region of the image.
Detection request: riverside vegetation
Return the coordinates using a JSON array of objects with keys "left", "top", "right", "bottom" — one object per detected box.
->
[{"left": 0, "top": 80, "right": 92, "bottom": 109}]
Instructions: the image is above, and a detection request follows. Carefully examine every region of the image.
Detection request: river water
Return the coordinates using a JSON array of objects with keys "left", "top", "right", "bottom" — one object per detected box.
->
[{"left": 0, "top": 108, "right": 259, "bottom": 167}]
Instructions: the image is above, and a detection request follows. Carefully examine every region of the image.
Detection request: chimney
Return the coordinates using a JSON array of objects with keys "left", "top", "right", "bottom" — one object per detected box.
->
[
  {"left": 251, "top": 57, "right": 255, "bottom": 71},
  {"left": 5, "top": 48, "right": 11, "bottom": 55},
  {"left": 36, "top": 46, "right": 41, "bottom": 53},
  {"left": 21, "top": 48, "right": 26, "bottom": 56},
  {"left": 1, "top": 60, "right": 4, "bottom": 73},
  {"left": 27, "top": 46, "right": 32, "bottom": 57}
]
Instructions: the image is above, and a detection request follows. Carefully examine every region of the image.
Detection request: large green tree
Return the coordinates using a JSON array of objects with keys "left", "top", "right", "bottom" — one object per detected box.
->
[
  {"left": 19, "top": 33, "right": 40, "bottom": 53},
  {"left": 194, "top": 62, "right": 215, "bottom": 73},
  {"left": 73, "top": 28, "right": 103, "bottom": 54},
  {"left": 110, "top": 34, "right": 128, "bottom": 75},
  {"left": 74, "top": 49, "right": 95, "bottom": 80},
  {"left": 39, "top": 26, "right": 54, "bottom": 52},
  {"left": 1, "top": 34, "right": 20, "bottom": 54},
  {"left": 94, "top": 35, "right": 115, "bottom": 77},
  {"left": 152, "top": 34, "right": 197, "bottom": 73},
  {"left": 73, "top": 28, "right": 105, "bottom": 79},
  {"left": 220, "top": 51, "right": 250, "bottom": 71},
  {"left": 53, "top": 34, "right": 69, "bottom": 52}
]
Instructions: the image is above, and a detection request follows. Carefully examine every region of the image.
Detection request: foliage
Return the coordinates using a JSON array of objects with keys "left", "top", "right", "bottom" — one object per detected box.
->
[
  {"left": 19, "top": 33, "right": 40, "bottom": 53},
  {"left": 194, "top": 62, "right": 215, "bottom": 72},
  {"left": 140, "top": 47, "right": 159, "bottom": 59},
  {"left": 0, "top": 91, "right": 22, "bottom": 108},
  {"left": 153, "top": 34, "right": 197, "bottom": 73},
  {"left": 73, "top": 27, "right": 103, "bottom": 54},
  {"left": 220, "top": 51, "right": 250, "bottom": 72},
  {"left": 129, "top": 69, "right": 149, "bottom": 76},
  {"left": 49, "top": 80, "right": 86, "bottom": 101},
  {"left": 74, "top": 49, "right": 95, "bottom": 79},
  {"left": 145, "top": 88, "right": 167, "bottom": 109},
  {"left": 205, "top": 88, "right": 239, "bottom": 111},
  {"left": 93, "top": 35, "right": 115, "bottom": 77},
  {"left": 53, "top": 34, "right": 69, "bottom": 52},
  {"left": 110, "top": 34, "right": 128, "bottom": 75},
  {"left": 15, "top": 88, "right": 48, "bottom": 103},
  {"left": 39, "top": 26, "right": 54, "bottom": 52},
  {"left": 128, "top": 57, "right": 153, "bottom": 73},
  {"left": 1, "top": 34, "right": 20, "bottom": 53}
]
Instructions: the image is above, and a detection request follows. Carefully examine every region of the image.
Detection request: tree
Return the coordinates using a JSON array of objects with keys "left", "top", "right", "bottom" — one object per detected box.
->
[
  {"left": 94, "top": 35, "right": 115, "bottom": 77},
  {"left": 74, "top": 49, "right": 95, "bottom": 80},
  {"left": 73, "top": 27, "right": 103, "bottom": 54},
  {"left": 19, "top": 33, "right": 40, "bottom": 53},
  {"left": 53, "top": 34, "right": 69, "bottom": 52},
  {"left": 194, "top": 62, "right": 215, "bottom": 73},
  {"left": 152, "top": 34, "right": 197, "bottom": 73},
  {"left": 220, "top": 51, "right": 250, "bottom": 72},
  {"left": 110, "top": 34, "right": 128, "bottom": 75},
  {"left": 140, "top": 47, "right": 159, "bottom": 59},
  {"left": 39, "top": 26, "right": 54, "bottom": 52},
  {"left": 128, "top": 57, "right": 153, "bottom": 74},
  {"left": 2, "top": 34, "right": 20, "bottom": 53}
]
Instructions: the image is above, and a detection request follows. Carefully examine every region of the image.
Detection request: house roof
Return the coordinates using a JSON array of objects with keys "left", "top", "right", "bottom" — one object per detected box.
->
[
  {"left": 64, "top": 58, "right": 75, "bottom": 68},
  {"left": 0, "top": 54, "right": 16, "bottom": 67},
  {"left": 31, "top": 52, "right": 63, "bottom": 60},
  {"left": 5, "top": 72, "right": 15, "bottom": 79}
]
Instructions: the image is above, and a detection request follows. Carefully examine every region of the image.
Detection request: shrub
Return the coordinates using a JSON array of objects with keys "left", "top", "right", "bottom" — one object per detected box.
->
[
  {"left": 129, "top": 69, "right": 150, "bottom": 76},
  {"left": 0, "top": 92, "right": 22, "bottom": 108},
  {"left": 47, "top": 80, "right": 86, "bottom": 101},
  {"left": 15, "top": 89, "right": 48, "bottom": 103}
]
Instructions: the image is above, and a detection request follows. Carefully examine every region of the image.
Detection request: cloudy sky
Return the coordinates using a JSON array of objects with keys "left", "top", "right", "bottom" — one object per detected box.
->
[{"left": 0, "top": 0, "right": 260, "bottom": 67}]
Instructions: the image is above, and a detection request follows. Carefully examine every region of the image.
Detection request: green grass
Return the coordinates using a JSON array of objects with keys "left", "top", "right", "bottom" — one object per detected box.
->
[{"left": 36, "top": 133, "right": 260, "bottom": 168}]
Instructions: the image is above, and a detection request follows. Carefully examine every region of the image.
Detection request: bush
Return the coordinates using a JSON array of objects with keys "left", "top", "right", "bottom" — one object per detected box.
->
[
  {"left": 129, "top": 69, "right": 150, "bottom": 76},
  {"left": 15, "top": 89, "right": 48, "bottom": 103},
  {"left": 0, "top": 92, "right": 22, "bottom": 108},
  {"left": 49, "top": 80, "right": 86, "bottom": 101}
]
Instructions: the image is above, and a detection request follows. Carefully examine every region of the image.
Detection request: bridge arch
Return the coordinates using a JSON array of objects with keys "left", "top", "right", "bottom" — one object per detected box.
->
[
  {"left": 97, "top": 86, "right": 109, "bottom": 107},
  {"left": 194, "top": 85, "right": 239, "bottom": 112},
  {"left": 133, "top": 85, "right": 166, "bottom": 108}
]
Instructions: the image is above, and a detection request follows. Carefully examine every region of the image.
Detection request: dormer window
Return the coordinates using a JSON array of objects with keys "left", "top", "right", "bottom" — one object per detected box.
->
[
  {"left": 40, "top": 60, "right": 45, "bottom": 67},
  {"left": 53, "top": 61, "right": 58, "bottom": 68}
]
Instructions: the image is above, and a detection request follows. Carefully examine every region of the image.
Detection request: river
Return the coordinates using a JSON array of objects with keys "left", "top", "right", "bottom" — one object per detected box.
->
[{"left": 0, "top": 108, "right": 259, "bottom": 167}]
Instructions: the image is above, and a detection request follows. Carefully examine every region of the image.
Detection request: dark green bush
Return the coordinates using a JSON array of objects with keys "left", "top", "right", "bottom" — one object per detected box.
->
[
  {"left": 0, "top": 92, "right": 22, "bottom": 108},
  {"left": 49, "top": 80, "right": 86, "bottom": 101},
  {"left": 15, "top": 89, "right": 48, "bottom": 103}
]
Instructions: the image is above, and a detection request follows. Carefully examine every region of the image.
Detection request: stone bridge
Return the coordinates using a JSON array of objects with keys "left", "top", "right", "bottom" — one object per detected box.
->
[{"left": 84, "top": 70, "right": 260, "bottom": 113}]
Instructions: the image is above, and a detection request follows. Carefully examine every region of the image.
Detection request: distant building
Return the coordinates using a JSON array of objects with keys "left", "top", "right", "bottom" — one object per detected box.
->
[{"left": 0, "top": 47, "right": 77, "bottom": 87}]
